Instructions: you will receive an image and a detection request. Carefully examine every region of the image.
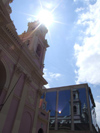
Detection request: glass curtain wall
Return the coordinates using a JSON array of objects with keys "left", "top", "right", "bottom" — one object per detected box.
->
[
  {"left": 45, "top": 91, "right": 57, "bottom": 130},
  {"left": 89, "top": 91, "right": 99, "bottom": 132},
  {"left": 58, "top": 90, "right": 71, "bottom": 130},
  {"left": 72, "top": 88, "right": 89, "bottom": 131}
]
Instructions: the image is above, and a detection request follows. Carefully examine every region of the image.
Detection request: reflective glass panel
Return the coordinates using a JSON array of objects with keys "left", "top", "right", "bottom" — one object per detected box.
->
[
  {"left": 58, "top": 90, "right": 71, "bottom": 130},
  {"left": 73, "top": 88, "right": 89, "bottom": 130},
  {"left": 45, "top": 91, "right": 57, "bottom": 130}
]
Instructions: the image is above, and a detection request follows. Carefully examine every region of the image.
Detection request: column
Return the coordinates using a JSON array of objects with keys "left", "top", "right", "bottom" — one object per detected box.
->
[
  {"left": 32, "top": 89, "right": 42, "bottom": 133},
  {"left": 11, "top": 75, "right": 29, "bottom": 133},
  {"left": 86, "top": 86, "right": 93, "bottom": 132},
  {"left": 47, "top": 110, "right": 51, "bottom": 133},
  {"left": 0, "top": 69, "right": 21, "bottom": 132},
  {"left": 55, "top": 91, "right": 59, "bottom": 130},
  {"left": 71, "top": 88, "right": 74, "bottom": 131}
]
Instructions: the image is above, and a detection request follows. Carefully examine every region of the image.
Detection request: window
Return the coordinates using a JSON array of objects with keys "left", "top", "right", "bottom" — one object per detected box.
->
[
  {"left": 73, "top": 106, "right": 77, "bottom": 114},
  {"left": 36, "top": 44, "right": 41, "bottom": 57},
  {"left": 73, "top": 94, "right": 76, "bottom": 100}
]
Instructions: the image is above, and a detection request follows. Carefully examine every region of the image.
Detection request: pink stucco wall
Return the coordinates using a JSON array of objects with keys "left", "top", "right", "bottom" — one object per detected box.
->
[
  {"left": 36, "top": 109, "right": 49, "bottom": 133},
  {"left": 14, "top": 74, "right": 25, "bottom": 97},
  {"left": 36, "top": 119, "right": 48, "bottom": 133},
  {"left": 19, "top": 106, "right": 35, "bottom": 133},
  {"left": 3, "top": 97, "right": 19, "bottom": 133}
]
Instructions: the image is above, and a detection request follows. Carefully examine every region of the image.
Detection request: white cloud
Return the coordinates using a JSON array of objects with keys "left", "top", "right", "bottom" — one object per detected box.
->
[
  {"left": 49, "top": 72, "right": 61, "bottom": 79},
  {"left": 74, "top": 0, "right": 100, "bottom": 85},
  {"left": 43, "top": 69, "right": 62, "bottom": 88},
  {"left": 74, "top": 0, "right": 97, "bottom": 4},
  {"left": 44, "top": 84, "right": 50, "bottom": 89},
  {"left": 75, "top": 7, "right": 84, "bottom": 12},
  {"left": 43, "top": 69, "right": 61, "bottom": 80},
  {"left": 95, "top": 101, "right": 100, "bottom": 128},
  {"left": 27, "top": 17, "right": 33, "bottom": 22},
  {"left": 74, "top": 0, "right": 89, "bottom": 3}
]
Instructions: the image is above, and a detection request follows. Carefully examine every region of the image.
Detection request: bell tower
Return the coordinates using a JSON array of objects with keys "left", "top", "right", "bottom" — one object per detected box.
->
[
  {"left": 19, "top": 21, "right": 49, "bottom": 71},
  {"left": 73, "top": 89, "right": 81, "bottom": 116}
]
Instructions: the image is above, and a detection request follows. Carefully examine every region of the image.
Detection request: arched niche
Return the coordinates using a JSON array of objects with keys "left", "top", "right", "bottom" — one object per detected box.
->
[
  {"left": 0, "top": 61, "right": 6, "bottom": 95},
  {"left": 0, "top": 59, "right": 11, "bottom": 89},
  {"left": 36, "top": 44, "right": 42, "bottom": 57},
  {"left": 38, "top": 128, "right": 44, "bottom": 133},
  {"left": 19, "top": 111, "right": 32, "bottom": 133}
]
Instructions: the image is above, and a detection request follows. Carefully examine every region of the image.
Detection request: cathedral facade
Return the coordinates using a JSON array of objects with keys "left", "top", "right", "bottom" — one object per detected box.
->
[{"left": 0, "top": 0, "right": 49, "bottom": 133}]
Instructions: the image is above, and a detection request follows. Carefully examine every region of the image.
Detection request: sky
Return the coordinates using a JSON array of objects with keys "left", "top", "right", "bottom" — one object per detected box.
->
[{"left": 10, "top": 0, "right": 100, "bottom": 127}]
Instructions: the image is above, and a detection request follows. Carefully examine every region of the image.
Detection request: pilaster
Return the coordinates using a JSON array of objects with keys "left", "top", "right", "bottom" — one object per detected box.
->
[
  {"left": 32, "top": 88, "right": 42, "bottom": 133},
  {"left": 11, "top": 74, "right": 30, "bottom": 133},
  {"left": 55, "top": 91, "right": 59, "bottom": 130},
  {"left": 71, "top": 88, "right": 74, "bottom": 131},
  {"left": 0, "top": 66, "right": 22, "bottom": 132},
  {"left": 86, "top": 86, "right": 93, "bottom": 132}
]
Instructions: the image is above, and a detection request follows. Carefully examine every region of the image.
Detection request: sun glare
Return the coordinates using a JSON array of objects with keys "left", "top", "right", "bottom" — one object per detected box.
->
[{"left": 37, "top": 10, "right": 54, "bottom": 27}]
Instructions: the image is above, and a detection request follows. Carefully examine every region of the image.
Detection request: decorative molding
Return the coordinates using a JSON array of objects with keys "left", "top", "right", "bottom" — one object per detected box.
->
[
  {"left": 25, "top": 104, "right": 35, "bottom": 112},
  {"left": 15, "top": 65, "right": 23, "bottom": 75},
  {"left": 26, "top": 87, "right": 36, "bottom": 106},
  {"left": 38, "top": 115, "right": 48, "bottom": 123}
]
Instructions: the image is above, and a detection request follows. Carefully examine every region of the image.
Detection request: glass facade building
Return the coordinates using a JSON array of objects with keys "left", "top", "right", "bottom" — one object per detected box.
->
[{"left": 43, "top": 84, "right": 99, "bottom": 132}]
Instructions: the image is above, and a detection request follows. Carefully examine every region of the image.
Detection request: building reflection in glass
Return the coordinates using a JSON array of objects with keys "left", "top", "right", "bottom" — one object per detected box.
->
[{"left": 43, "top": 84, "right": 99, "bottom": 132}]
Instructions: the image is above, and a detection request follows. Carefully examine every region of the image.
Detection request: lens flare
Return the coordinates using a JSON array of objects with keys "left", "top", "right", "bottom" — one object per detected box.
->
[
  {"left": 59, "top": 111, "right": 61, "bottom": 114},
  {"left": 37, "top": 10, "right": 54, "bottom": 27}
]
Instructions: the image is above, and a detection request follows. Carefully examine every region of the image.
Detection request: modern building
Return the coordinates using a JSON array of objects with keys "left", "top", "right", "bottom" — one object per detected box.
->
[
  {"left": 0, "top": 0, "right": 49, "bottom": 133},
  {"left": 43, "top": 83, "right": 99, "bottom": 133}
]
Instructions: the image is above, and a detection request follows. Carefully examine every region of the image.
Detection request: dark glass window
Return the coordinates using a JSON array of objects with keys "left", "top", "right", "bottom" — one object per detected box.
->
[
  {"left": 73, "top": 94, "right": 76, "bottom": 100},
  {"left": 73, "top": 106, "right": 77, "bottom": 114}
]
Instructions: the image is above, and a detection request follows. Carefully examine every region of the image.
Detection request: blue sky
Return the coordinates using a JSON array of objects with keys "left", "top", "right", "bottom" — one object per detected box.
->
[{"left": 10, "top": 0, "right": 100, "bottom": 127}]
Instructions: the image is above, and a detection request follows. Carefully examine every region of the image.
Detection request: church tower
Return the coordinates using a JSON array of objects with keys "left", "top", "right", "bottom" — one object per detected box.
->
[
  {"left": 73, "top": 89, "right": 81, "bottom": 116},
  {"left": 69, "top": 89, "right": 81, "bottom": 123},
  {"left": 19, "top": 21, "right": 49, "bottom": 71}
]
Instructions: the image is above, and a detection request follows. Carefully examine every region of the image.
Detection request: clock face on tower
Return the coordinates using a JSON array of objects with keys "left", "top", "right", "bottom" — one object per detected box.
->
[{"left": 42, "top": 103, "right": 46, "bottom": 110}]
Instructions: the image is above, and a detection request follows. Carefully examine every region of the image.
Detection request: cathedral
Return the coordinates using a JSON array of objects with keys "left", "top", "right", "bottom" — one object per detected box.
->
[
  {"left": 0, "top": 0, "right": 99, "bottom": 133},
  {"left": 0, "top": 0, "right": 49, "bottom": 133}
]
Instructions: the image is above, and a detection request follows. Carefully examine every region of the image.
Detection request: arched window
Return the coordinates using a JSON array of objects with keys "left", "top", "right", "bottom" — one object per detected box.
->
[
  {"left": 73, "top": 106, "right": 77, "bottom": 114},
  {"left": 0, "top": 61, "right": 6, "bottom": 95},
  {"left": 36, "top": 44, "right": 42, "bottom": 57},
  {"left": 38, "top": 128, "right": 44, "bottom": 133}
]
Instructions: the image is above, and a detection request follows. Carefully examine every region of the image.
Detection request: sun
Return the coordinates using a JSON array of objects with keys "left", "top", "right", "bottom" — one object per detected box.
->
[{"left": 37, "top": 10, "right": 54, "bottom": 27}]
